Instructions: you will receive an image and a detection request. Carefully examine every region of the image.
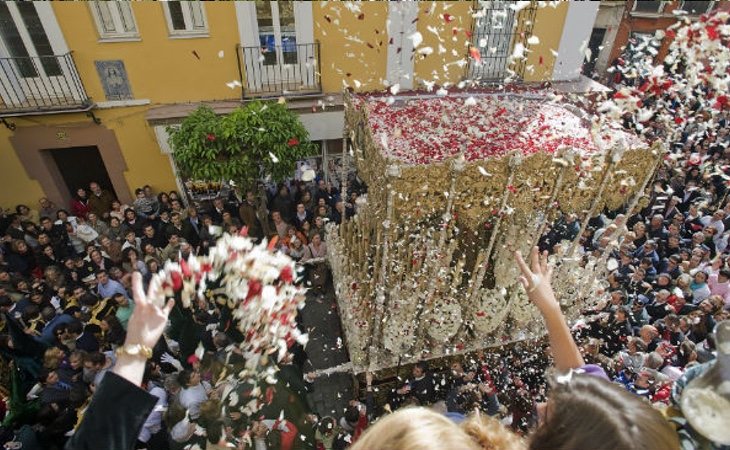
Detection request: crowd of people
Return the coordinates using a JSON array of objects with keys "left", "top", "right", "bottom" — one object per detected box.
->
[
  {"left": 0, "top": 174, "right": 368, "bottom": 449},
  {"left": 1, "top": 112, "right": 729, "bottom": 449},
  {"left": 1, "top": 53, "right": 730, "bottom": 450}
]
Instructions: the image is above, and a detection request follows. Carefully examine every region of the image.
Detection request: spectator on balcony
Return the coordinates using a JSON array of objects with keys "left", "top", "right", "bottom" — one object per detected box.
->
[
  {"left": 88, "top": 181, "right": 116, "bottom": 220},
  {"left": 70, "top": 188, "right": 91, "bottom": 219}
]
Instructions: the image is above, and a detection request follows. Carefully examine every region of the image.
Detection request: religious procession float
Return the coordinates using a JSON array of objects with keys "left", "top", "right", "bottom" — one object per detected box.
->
[{"left": 328, "top": 90, "right": 661, "bottom": 372}]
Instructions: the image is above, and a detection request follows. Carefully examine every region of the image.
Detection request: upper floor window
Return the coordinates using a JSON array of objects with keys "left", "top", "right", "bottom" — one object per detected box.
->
[
  {"left": 678, "top": 0, "right": 715, "bottom": 15},
  {"left": 162, "top": 1, "right": 208, "bottom": 37},
  {"left": 89, "top": 2, "right": 138, "bottom": 41},
  {"left": 256, "top": 0, "right": 297, "bottom": 65},
  {"left": 632, "top": 1, "right": 665, "bottom": 15}
]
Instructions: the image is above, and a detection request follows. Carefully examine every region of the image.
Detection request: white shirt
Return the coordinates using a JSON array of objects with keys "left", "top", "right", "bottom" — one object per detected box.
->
[
  {"left": 139, "top": 386, "right": 167, "bottom": 443},
  {"left": 179, "top": 382, "right": 209, "bottom": 420}
]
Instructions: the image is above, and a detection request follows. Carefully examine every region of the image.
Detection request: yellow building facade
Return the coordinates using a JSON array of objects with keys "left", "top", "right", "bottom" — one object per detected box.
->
[{"left": 0, "top": 1, "right": 597, "bottom": 212}]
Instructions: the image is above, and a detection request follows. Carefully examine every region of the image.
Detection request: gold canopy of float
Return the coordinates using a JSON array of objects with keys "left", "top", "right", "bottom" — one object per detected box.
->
[{"left": 328, "top": 90, "right": 662, "bottom": 372}]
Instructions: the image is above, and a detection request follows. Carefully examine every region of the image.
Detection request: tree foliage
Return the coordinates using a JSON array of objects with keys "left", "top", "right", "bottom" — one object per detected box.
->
[{"left": 168, "top": 101, "right": 315, "bottom": 189}]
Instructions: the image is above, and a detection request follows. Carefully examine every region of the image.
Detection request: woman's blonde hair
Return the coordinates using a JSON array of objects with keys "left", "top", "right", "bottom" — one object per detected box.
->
[
  {"left": 461, "top": 413, "right": 526, "bottom": 450},
  {"left": 43, "top": 347, "right": 65, "bottom": 370},
  {"left": 350, "top": 407, "right": 480, "bottom": 450}
]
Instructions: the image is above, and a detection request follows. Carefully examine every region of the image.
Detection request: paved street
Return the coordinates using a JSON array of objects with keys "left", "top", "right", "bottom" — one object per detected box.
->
[{"left": 300, "top": 278, "right": 355, "bottom": 418}]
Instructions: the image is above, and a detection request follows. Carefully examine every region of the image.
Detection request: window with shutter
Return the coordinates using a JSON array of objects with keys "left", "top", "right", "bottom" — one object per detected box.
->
[
  {"left": 162, "top": 1, "right": 208, "bottom": 37},
  {"left": 89, "top": 1, "right": 139, "bottom": 41}
]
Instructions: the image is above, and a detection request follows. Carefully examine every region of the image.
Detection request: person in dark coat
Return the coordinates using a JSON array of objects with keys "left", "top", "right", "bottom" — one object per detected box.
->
[
  {"left": 6, "top": 239, "right": 38, "bottom": 278},
  {"left": 271, "top": 185, "right": 295, "bottom": 224}
]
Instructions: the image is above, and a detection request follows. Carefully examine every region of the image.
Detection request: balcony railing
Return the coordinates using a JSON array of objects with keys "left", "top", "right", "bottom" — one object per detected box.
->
[
  {"left": 467, "top": 1, "right": 539, "bottom": 83},
  {"left": 237, "top": 42, "right": 321, "bottom": 98},
  {"left": 0, "top": 52, "right": 92, "bottom": 117}
]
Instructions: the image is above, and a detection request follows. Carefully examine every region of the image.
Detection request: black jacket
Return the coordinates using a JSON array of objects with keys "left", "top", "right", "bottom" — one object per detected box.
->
[{"left": 65, "top": 371, "right": 157, "bottom": 450}]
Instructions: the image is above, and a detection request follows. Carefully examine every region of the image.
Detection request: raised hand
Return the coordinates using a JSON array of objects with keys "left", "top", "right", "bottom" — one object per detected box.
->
[
  {"left": 126, "top": 272, "right": 175, "bottom": 350},
  {"left": 514, "top": 246, "right": 558, "bottom": 312},
  {"left": 515, "top": 246, "right": 584, "bottom": 371},
  {"left": 113, "top": 272, "right": 175, "bottom": 386}
]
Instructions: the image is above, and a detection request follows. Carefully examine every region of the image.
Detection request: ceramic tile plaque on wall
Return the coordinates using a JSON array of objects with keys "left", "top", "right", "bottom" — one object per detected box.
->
[{"left": 94, "top": 60, "right": 133, "bottom": 101}]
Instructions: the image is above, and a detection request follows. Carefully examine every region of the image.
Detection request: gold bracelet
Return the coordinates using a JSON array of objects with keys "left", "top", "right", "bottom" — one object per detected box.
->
[{"left": 115, "top": 343, "right": 153, "bottom": 360}]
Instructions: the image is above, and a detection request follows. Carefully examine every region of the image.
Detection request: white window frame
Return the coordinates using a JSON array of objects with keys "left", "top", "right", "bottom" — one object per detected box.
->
[
  {"left": 89, "top": 2, "right": 139, "bottom": 41},
  {"left": 235, "top": 1, "right": 314, "bottom": 92},
  {"left": 161, "top": 1, "right": 208, "bottom": 38},
  {"left": 678, "top": 0, "right": 715, "bottom": 15},
  {"left": 631, "top": 1, "right": 665, "bottom": 16}
]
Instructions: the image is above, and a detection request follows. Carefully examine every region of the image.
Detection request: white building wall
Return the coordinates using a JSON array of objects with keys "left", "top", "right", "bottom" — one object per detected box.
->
[{"left": 552, "top": 2, "right": 601, "bottom": 81}]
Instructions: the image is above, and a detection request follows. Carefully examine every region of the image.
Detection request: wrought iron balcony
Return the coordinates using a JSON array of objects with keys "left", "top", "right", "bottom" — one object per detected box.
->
[
  {"left": 237, "top": 42, "right": 321, "bottom": 98},
  {"left": 0, "top": 52, "right": 93, "bottom": 117},
  {"left": 467, "top": 1, "right": 539, "bottom": 83}
]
